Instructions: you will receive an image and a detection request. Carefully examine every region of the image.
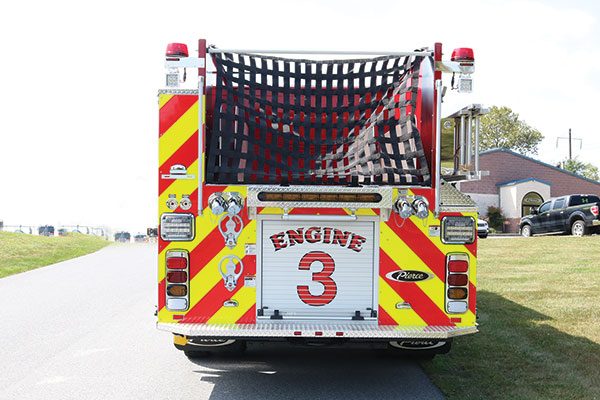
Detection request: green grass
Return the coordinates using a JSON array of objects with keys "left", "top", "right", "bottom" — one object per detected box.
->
[
  {"left": 422, "top": 236, "right": 600, "bottom": 400},
  {"left": 0, "top": 231, "right": 110, "bottom": 278}
]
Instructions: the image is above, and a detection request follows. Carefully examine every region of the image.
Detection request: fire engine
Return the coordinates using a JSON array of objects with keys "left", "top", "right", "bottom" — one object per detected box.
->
[{"left": 157, "top": 39, "right": 487, "bottom": 358}]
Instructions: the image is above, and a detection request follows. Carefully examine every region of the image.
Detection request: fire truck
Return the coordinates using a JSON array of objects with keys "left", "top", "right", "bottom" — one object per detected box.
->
[{"left": 157, "top": 39, "right": 487, "bottom": 358}]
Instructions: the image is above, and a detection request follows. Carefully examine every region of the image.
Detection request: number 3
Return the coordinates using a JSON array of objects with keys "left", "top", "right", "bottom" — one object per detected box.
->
[{"left": 297, "top": 251, "right": 337, "bottom": 306}]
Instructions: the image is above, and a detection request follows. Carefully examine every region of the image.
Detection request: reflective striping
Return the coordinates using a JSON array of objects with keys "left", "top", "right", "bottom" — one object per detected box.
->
[
  {"left": 378, "top": 277, "right": 427, "bottom": 326},
  {"left": 379, "top": 250, "right": 454, "bottom": 326},
  {"left": 159, "top": 94, "right": 174, "bottom": 109},
  {"left": 236, "top": 305, "right": 257, "bottom": 324},
  {"left": 185, "top": 221, "right": 256, "bottom": 316},
  {"left": 159, "top": 102, "right": 199, "bottom": 165},
  {"left": 159, "top": 95, "right": 197, "bottom": 136},
  {"left": 159, "top": 131, "right": 198, "bottom": 195},
  {"left": 207, "top": 286, "right": 256, "bottom": 324}
]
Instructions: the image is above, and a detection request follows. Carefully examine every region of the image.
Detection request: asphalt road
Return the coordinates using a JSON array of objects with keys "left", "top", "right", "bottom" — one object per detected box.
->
[{"left": 0, "top": 244, "right": 444, "bottom": 400}]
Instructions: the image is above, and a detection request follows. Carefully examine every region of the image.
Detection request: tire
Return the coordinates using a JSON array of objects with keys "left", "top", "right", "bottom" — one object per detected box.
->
[
  {"left": 478, "top": 233, "right": 488, "bottom": 239},
  {"left": 181, "top": 339, "right": 246, "bottom": 359},
  {"left": 388, "top": 339, "right": 451, "bottom": 359},
  {"left": 521, "top": 224, "right": 532, "bottom": 237},
  {"left": 571, "top": 220, "right": 586, "bottom": 237}
]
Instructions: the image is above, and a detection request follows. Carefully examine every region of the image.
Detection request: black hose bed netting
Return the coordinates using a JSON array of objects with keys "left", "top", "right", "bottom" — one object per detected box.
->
[{"left": 207, "top": 50, "right": 431, "bottom": 186}]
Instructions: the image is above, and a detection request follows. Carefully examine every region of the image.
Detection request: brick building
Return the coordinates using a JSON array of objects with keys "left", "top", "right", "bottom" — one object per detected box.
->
[{"left": 459, "top": 148, "right": 600, "bottom": 232}]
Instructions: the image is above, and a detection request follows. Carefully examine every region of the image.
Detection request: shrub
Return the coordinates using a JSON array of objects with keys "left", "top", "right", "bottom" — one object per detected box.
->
[{"left": 487, "top": 206, "right": 506, "bottom": 231}]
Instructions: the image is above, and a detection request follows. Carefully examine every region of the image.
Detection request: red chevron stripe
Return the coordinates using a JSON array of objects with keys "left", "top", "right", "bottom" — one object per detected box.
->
[
  {"left": 159, "top": 131, "right": 198, "bottom": 195},
  {"left": 380, "top": 250, "right": 454, "bottom": 326},
  {"left": 385, "top": 218, "right": 446, "bottom": 280},
  {"left": 184, "top": 255, "right": 252, "bottom": 322},
  {"left": 378, "top": 306, "right": 397, "bottom": 326},
  {"left": 468, "top": 281, "right": 477, "bottom": 314},
  {"left": 188, "top": 210, "right": 251, "bottom": 280},
  {"left": 158, "top": 279, "right": 165, "bottom": 310},
  {"left": 159, "top": 95, "right": 197, "bottom": 136},
  {"left": 236, "top": 305, "right": 256, "bottom": 324},
  {"left": 158, "top": 236, "right": 168, "bottom": 254}
]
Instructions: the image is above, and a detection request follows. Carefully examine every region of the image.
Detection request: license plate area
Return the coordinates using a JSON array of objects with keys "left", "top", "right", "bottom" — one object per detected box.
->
[{"left": 257, "top": 216, "right": 379, "bottom": 321}]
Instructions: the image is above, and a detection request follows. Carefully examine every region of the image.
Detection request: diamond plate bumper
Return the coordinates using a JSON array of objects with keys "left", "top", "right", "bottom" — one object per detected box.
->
[{"left": 157, "top": 322, "right": 478, "bottom": 339}]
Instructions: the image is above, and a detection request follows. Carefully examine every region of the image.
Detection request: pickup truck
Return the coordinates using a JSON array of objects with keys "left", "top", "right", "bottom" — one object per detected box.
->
[{"left": 520, "top": 194, "right": 600, "bottom": 237}]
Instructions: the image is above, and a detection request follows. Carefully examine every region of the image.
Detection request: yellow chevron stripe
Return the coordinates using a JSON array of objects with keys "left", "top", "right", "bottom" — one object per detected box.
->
[
  {"left": 207, "top": 287, "right": 255, "bottom": 324},
  {"left": 406, "top": 209, "right": 478, "bottom": 288},
  {"left": 379, "top": 278, "right": 427, "bottom": 326},
  {"left": 186, "top": 220, "right": 256, "bottom": 311},
  {"left": 159, "top": 101, "right": 198, "bottom": 166},
  {"left": 346, "top": 207, "right": 449, "bottom": 316},
  {"left": 159, "top": 94, "right": 174, "bottom": 108}
]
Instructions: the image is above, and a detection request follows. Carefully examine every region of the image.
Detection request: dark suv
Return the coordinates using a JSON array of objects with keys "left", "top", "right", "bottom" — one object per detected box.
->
[{"left": 520, "top": 194, "right": 600, "bottom": 237}]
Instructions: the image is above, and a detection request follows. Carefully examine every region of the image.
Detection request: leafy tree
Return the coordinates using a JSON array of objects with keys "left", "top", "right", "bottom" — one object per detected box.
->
[
  {"left": 480, "top": 106, "right": 544, "bottom": 155},
  {"left": 560, "top": 157, "right": 599, "bottom": 181}
]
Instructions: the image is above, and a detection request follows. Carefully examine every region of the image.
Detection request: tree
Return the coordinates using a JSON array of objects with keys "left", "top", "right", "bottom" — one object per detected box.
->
[
  {"left": 480, "top": 106, "right": 544, "bottom": 155},
  {"left": 560, "top": 157, "right": 599, "bottom": 181}
]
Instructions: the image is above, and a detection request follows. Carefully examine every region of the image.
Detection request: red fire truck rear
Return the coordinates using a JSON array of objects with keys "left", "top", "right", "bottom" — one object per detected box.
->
[{"left": 157, "top": 39, "right": 487, "bottom": 358}]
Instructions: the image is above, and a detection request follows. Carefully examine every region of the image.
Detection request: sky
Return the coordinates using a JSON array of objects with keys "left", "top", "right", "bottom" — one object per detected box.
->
[{"left": 1, "top": 0, "right": 599, "bottom": 233}]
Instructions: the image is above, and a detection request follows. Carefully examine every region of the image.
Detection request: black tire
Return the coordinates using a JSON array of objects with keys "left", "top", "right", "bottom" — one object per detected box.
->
[
  {"left": 571, "top": 220, "right": 586, "bottom": 237},
  {"left": 180, "top": 339, "right": 246, "bottom": 359},
  {"left": 521, "top": 224, "right": 532, "bottom": 237},
  {"left": 184, "top": 350, "right": 210, "bottom": 359},
  {"left": 388, "top": 339, "right": 451, "bottom": 359},
  {"left": 478, "top": 233, "right": 488, "bottom": 239}
]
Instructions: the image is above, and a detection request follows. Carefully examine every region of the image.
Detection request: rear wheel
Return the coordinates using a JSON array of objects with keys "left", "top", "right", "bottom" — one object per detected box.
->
[
  {"left": 388, "top": 339, "right": 451, "bottom": 359},
  {"left": 571, "top": 220, "right": 586, "bottom": 237},
  {"left": 521, "top": 224, "right": 532, "bottom": 237},
  {"left": 176, "top": 337, "right": 247, "bottom": 359}
]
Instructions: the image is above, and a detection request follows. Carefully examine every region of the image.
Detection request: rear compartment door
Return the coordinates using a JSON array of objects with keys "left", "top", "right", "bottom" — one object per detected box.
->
[{"left": 258, "top": 216, "right": 378, "bottom": 320}]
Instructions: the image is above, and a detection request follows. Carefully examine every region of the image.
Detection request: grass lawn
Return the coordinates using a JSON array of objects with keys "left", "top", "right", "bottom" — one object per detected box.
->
[
  {"left": 422, "top": 236, "right": 600, "bottom": 399},
  {"left": 0, "top": 231, "right": 110, "bottom": 278}
]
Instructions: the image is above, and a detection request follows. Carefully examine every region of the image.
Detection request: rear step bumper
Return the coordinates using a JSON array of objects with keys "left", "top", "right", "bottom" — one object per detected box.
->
[{"left": 158, "top": 322, "right": 477, "bottom": 339}]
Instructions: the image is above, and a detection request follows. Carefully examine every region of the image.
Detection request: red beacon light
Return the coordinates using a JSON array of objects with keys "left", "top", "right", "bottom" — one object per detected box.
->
[
  {"left": 449, "top": 47, "right": 475, "bottom": 93},
  {"left": 166, "top": 43, "right": 189, "bottom": 59},
  {"left": 451, "top": 47, "right": 474, "bottom": 63},
  {"left": 165, "top": 42, "right": 189, "bottom": 88}
]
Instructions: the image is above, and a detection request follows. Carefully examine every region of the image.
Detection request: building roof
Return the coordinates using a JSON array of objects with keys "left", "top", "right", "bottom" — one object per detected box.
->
[
  {"left": 480, "top": 148, "right": 600, "bottom": 186},
  {"left": 496, "top": 177, "right": 551, "bottom": 187}
]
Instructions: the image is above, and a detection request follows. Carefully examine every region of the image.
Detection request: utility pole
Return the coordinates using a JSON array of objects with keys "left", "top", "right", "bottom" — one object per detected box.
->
[
  {"left": 556, "top": 128, "right": 582, "bottom": 161},
  {"left": 568, "top": 128, "right": 572, "bottom": 160}
]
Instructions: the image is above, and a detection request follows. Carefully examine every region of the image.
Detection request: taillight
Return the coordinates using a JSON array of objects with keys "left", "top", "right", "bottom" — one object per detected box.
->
[
  {"left": 447, "top": 287, "right": 468, "bottom": 299},
  {"left": 167, "top": 284, "right": 188, "bottom": 296},
  {"left": 166, "top": 257, "right": 187, "bottom": 269},
  {"left": 167, "top": 271, "right": 187, "bottom": 283},
  {"left": 446, "top": 254, "right": 470, "bottom": 314},
  {"left": 447, "top": 274, "right": 468, "bottom": 286},
  {"left": 448, "top": 259, "right": 468, "bottom": 273},
  {"left": 592, "top": 205, "right": 599, "bottom": 216},
  {"left": 165, "top": 250, "right": 189, "bottom": 311}
]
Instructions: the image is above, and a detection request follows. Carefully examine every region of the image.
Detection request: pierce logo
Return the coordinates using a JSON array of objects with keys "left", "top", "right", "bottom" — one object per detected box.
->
[{"left": 386, "top": 270, "right": 431, "bottom": 282}]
